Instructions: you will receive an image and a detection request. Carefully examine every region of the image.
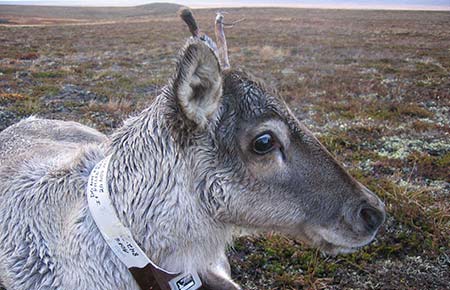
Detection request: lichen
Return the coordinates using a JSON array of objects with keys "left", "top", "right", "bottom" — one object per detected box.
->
[{"left": 377, "top": 136, "right": 450, "bottom": 160}]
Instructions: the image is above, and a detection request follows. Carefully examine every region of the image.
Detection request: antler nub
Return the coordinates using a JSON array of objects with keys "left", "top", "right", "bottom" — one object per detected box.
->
[
  {"left": 215, "top": 13, "right": 230, "bottom": 70},
  {"left": 179, "top": 8, "right": 230, "bottom": 70},
  {"left": 179, "top": 8, "right": 200, "bottom": 37}
]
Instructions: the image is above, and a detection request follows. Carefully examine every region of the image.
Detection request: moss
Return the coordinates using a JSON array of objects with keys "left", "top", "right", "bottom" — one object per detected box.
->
[
  {"left": 436, "top": 152, "right": 450, "bottom": 168},
  {"left": 398, "top": 104, "right": 433, "bottom": 118},
  {"left": 0, "top": 67, "right": 18, "bottom": 75},
  {"left": 32, "top": 70, "right": 66, "bottom": 78},
  {"left": 415, "top": 62, "right": 448, "bottom": 78},
  {"left": 32, "top": 85, "right": 59, "bottom": 97},
  {"left": 0, "top": 92, "right": 41, "bottom": 116},
  {"left": 232, "top": 239, "right": 246, "bottom": 252},
  {"left": 230, "top": 235, "right": 339, "bottom": 288},
  {"left": 365, "top": 102, "right": 433, "bottom": 120},
  {"left": 247, "top": 253, "right": 267, "bottom": 267},
  {"left": 63, "top": 100, "right": 84, "bottom": 108},
  {"left": 408, "top": 152, "right": 450, "bottom": 180},
  {"left": 318, "top": 133, "right": 353, "bottom": 153},
  {"left": 273, "top": 272, "right": 304, "bottom": 288},
  {"left": 368, "top": 60, "right": 400, "bottom": 74},
  {"left": 115, "top": 76, "right": 134, "bottom": 89},
  {"left": 410, "top": 120, "right": 438, "bottom": 131},
  {"left": 312, "top": 100, "right": 357, "bottom": 120},
  {"left": 12, "top": 98, "right": 41, "bottom": 116},
  {"left": 266, "top": 262, "right": 284, "bottom": 275}
]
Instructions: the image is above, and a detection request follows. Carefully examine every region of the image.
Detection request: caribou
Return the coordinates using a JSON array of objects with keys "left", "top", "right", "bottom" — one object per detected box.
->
[{"left": 0, "top": 9, "right": 385, "bottom": 290}]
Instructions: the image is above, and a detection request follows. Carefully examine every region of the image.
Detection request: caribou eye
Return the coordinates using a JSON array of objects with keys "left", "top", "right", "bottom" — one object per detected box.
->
[{"left": 253, "top": 133, "right": 276, "bottom": 155}]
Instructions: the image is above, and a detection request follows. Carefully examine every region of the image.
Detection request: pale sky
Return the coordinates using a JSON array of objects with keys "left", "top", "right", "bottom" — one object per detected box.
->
[{"left": 0, "top": 0, "right": 449, "bottom": 10}]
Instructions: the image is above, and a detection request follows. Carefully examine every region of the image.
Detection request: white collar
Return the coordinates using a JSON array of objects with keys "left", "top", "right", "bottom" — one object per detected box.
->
[{"left": 86, "top": 154, "right": 202, "bottom": 290}]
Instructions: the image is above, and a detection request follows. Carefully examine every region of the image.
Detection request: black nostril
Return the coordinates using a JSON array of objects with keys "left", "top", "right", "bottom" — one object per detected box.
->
[{"left": 359, "top": 206, "right": 384, "bottom": 232}]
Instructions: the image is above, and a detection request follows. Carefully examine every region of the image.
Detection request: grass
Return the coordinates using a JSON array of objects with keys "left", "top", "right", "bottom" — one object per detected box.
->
[
  {"left": 0, "top": 93, "right": 41, "bottom": 116},
  {"left": 32, "top": 70, "right": 66, "bottom": 79}
]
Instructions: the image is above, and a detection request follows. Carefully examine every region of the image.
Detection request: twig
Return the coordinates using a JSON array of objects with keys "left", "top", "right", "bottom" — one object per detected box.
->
[{"left": 224, "top": 18, "right": 246, "bottom": 28}]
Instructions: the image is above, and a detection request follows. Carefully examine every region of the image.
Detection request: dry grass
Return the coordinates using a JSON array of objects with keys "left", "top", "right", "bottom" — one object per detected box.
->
[{"left": 259, "top": 45, "right": 288, "bottom": 61}]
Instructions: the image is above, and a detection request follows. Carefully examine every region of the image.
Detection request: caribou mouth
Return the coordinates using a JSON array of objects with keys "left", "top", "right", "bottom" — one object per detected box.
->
[
  {"left": 286, "top": 224, "right": 376, "bottom": 255},
  {"left": 299, "top": 226, "right": 377, "bottom": 256},
  {"left": 318, "top": 240, "right": 363, "bottom": 255}
]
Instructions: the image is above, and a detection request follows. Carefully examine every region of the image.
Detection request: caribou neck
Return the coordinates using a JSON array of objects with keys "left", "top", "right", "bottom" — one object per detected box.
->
[{"left": 105, "top": 94, "right": 232, "bottom": 274}]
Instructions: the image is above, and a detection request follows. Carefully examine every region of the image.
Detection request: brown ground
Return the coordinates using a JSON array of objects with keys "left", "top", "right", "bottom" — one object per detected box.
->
[{"left": 0, "top": 4, "right": 449, "bottom": 290}]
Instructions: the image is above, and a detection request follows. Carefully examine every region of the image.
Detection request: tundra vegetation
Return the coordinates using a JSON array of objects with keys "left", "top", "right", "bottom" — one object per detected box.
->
[{"left": 0, "top": 4, "right": 449, "bottom": 289}]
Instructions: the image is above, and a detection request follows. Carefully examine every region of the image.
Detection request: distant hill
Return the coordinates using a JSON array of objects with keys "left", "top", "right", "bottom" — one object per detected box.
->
[{"left": 0, "top": 2, "right": 183, "bottom": 20}]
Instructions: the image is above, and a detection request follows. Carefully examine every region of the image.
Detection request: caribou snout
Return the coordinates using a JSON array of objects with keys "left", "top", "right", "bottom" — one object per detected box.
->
[
  {"left": 359, "top": 186, "right": 385, "bottom": 233},
  {"left": 344, "top": 186, "right": 386, "bottom": 243},
  {"left": 360, "top": 205, "right": 385, "bottom": 232}
]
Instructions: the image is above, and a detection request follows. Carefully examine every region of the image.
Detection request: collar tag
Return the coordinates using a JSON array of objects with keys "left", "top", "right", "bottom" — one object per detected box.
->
[
  {"left": 169, "top": 273, "right": 202, "bottom": 290},
  {"left": 86, "top": 155, "right": 201, "bottom": 290}
]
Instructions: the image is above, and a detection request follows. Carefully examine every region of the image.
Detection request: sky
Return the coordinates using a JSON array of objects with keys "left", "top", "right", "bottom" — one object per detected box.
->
[{"left": 0, "top": 0, "right": 449, "bottom": 10}]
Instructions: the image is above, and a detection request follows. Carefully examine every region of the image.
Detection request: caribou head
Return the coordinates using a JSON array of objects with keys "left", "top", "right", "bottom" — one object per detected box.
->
[{"left": 173, "top": 9, "right": 386, "bottom": 256}]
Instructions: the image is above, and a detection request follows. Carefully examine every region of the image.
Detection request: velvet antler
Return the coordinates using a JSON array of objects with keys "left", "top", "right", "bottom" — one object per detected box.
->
[{"left": 214, "top": 13, "right": 230, "bottom": 70}]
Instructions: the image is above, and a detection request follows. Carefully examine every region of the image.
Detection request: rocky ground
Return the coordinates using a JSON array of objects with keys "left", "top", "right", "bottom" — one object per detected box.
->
[{"left": 0, "top": 6, "right": 449, "bottom": 290}]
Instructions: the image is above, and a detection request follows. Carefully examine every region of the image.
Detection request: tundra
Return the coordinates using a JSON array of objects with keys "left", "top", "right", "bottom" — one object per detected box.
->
[{"left": 0, "top": 9, "right": 385, "bottom": 290}]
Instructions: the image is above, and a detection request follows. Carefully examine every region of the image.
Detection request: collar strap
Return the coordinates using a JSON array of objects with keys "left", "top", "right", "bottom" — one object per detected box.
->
[{"left": 87, "top": 155, "right": 202, "bottom": 290}]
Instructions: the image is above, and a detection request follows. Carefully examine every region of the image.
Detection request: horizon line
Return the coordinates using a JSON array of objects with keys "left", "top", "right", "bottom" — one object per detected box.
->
[{"left": 0, "top": 3, "right": 449, "bottom": 12}]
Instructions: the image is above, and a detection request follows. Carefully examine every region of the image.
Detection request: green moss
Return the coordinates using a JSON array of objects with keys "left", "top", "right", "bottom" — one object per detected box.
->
[
  {"left": 0, "top": 92, "right": 41, "bottom": 115},
  {"left": 63, "top": 101, "right": 83, "bottom": 108},
  {"left": 398, "top": 104, "right": 434, "bottom": 118},
  {"left": 312, "top": 100, "right": 357, "bottom": 120},
  {"left": 364, "top": 102, "right": 433, "bottom": 120},
  {"left": 266, "top": 262, "right": 284, "bottom": 274},
  {"left": 0, "top": 67, "right": 18, "bottom": 75},
  {"left": 33, "top": 70, "right": 66, "bottom": 78},
  {"left": 415, "top": 62, "right": 448, "bottom": 77},
  {"left": 437, "top": 152, "right": 450, "bottom": 168},
  {"left": 318, "top": 133, "right": 352, "bottom": 153},
  {"left": 232, "top": 239, "right": 246, "bottom": 252},
  {"left": 115, "top": 76, "right": 133, "bottom": 89},
  {"left": 32, "top": 85, "right": 59, "bottom": 97},
  {"left": 368, "top": 59, "right": 400, "bottom": 74},
  {"left": 409, "top": 152, "right": 450, "bottom": 180},
  {"left": 273, "top": 272, "right": 302, "bottom": 288},
  {"left": 11, "top": 97, "right": 41, "bottom": 116},
  {"left": 248, "top": 253, "right": 267, "bottom": 267}
]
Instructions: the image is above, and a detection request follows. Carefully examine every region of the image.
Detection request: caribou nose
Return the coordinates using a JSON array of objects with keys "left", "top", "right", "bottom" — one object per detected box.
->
[{"left": 358, "top": 204, "right": 385, "bottom": 232}]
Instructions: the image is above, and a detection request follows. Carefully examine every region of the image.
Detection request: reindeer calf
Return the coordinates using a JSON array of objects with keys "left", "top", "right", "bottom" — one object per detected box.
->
[{"left": 0, "top": 11, "right": 385, "bottom": 290}]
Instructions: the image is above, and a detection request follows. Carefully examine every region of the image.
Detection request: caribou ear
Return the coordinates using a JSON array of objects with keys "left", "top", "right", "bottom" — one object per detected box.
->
[{"left": 172, "top": 40, "right": 222, "bottom": 127}]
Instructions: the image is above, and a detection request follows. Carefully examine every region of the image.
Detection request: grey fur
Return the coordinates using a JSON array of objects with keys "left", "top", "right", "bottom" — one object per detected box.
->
[{"left": 0, "top": 38, "right": 385, "bottom": 290}]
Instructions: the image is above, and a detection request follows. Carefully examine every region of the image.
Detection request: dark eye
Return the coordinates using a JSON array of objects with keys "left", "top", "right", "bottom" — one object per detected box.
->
[{"left": 253, "top": 133, "right": 275, "bottom": 155}]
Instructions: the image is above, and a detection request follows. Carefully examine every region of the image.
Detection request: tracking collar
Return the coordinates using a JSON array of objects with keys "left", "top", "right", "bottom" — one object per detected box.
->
[{"left": 86, "top": 155, "right": 202, "bottom": 290}]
